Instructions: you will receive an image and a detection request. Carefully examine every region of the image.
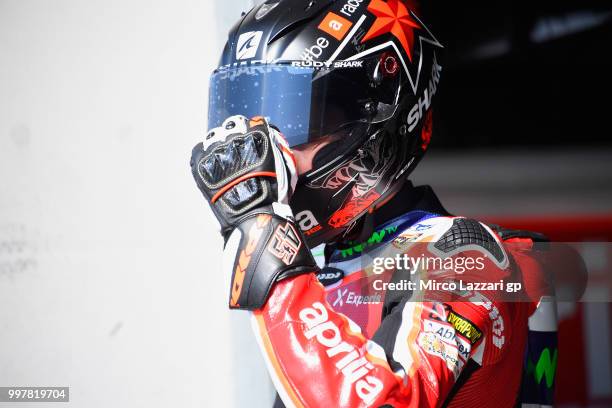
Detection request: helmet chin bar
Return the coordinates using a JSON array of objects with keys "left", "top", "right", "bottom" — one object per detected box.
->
[
  {"left": 291, "top": 172, "right": 411, "bottom": 248},
  {"left": 340, "top": 178, "right": 408, "bottom": 243}
]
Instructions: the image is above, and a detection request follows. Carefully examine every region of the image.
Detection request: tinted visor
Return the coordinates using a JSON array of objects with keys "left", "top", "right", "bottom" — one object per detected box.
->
[{"left": 208, "top": 57, "right": 403, "bottom": 147}]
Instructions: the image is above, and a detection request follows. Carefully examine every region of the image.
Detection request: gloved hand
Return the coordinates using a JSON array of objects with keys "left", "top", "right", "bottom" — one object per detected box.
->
[{"left": 190, "top": 115, "right": 318, "bottom": 310}]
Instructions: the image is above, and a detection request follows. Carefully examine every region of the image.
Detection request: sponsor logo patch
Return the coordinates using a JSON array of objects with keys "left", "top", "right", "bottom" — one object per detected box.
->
[
  {"left": 300, "top": 37, "right": 330, "bottom": 61},
  {"left": 316, "top": 267, "right": 345, "bottom": 286},
  {"left": 392, "top": 232, "right": 422, "bottom": 248},
  {"left": 428, "top": 303, "right": 484, "bottom": 345},
  {"left": 318, "top": 11, "right": 353, "bottom": 40},
  {"left": 299, "top": 302, "right": 384, "bottom": 404},
  {"left": 230, "top": 214, "right": 271, "bottom": 307},
  {"left": 418, "top": 331, "right": 461, "bottom": 374},
  {"left": 236, "top": 31, "right": 263, "bottom": 60},
  {"left": 340, "top": 0, "right": 364, "bottom": 18},
  {"left": 332, "top": 288, "right": 382, "bottom": 307},
  {"left": 405, "top": 54, "right": 442, "bottom": 132},
  {"left": 340, "top": 225, "right": 398, "bottom": 258},
  {"left": 469, "top": 291, "right": 505, "bottom": 349},
  {"left": 423, "top": 319, "right": 471, "bottom": 361},
  {"left": 267, "top": 222, "right": 302, "bottom": 265},
  {"left": 446, "top": 309, "right": 483, "bottom": 345},
  {"left": 296, "top": 210, "right": 320, "bottom": 236}
]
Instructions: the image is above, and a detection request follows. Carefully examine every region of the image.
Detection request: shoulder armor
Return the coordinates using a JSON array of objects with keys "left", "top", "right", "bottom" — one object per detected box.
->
[{"left": 434, "top": 218, "right": 506, "bottom": 264}]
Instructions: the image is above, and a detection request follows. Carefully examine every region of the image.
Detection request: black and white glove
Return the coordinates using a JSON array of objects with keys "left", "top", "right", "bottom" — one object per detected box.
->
[{"left": 190, "top": 115, "right": 318, "bottom": 310}]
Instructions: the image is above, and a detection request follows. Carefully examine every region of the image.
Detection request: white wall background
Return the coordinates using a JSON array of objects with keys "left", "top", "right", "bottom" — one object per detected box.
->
[{"left": 0, "top": 0, "right": 273, "bottom": 407}]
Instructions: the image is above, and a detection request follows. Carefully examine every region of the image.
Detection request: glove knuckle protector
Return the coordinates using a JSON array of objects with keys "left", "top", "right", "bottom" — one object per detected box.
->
[
  {"left": 190, "top": 115, "right": 317, "bottom": 310},
  {"left": 192, "top": 117, "right": 277, "bottom": 228}
]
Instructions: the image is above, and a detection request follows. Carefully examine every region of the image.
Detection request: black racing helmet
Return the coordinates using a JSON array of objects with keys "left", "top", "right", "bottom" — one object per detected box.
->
[{"left": 209, "top": 0, "right": 443, "bottom": 247}]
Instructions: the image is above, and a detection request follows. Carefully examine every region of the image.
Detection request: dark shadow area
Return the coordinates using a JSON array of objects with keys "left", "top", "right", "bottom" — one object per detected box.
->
[{"left": 425, "top": 1, "right": 612, "bottom": 149}]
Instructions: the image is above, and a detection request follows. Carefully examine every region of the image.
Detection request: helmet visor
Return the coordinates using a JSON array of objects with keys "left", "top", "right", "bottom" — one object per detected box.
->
[{"left": 208, "top": 58, "right": 402, "bottom": 147}]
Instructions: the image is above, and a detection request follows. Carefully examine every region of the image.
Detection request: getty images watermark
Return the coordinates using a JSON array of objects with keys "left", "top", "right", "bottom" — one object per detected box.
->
[
  {"left": 370, "top": 253, "right": 523, "bottom": 294},
  {"left": 348, "top": 241, "right": 612, "bottom": 303}
]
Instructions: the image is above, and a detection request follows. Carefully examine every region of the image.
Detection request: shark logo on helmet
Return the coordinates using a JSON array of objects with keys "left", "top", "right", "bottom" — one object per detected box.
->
[{"left": 236, "top": 31, "right": 263, "bottom": 60}]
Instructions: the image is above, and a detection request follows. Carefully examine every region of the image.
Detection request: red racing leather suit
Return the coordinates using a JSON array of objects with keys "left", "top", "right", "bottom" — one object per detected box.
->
[
  {"left": 251, "top": 204, "right": 554, "bottom": 408},
  {"left": 189, "top": 117, "right": 555, "bottom": 407}
]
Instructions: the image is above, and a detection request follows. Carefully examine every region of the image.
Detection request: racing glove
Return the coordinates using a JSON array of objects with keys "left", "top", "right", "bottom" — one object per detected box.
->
[{"left": 190, "top": 115, "right": 318, "bottom": 310}]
